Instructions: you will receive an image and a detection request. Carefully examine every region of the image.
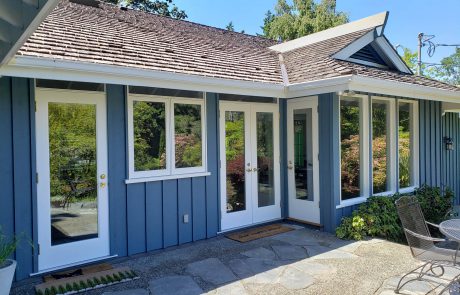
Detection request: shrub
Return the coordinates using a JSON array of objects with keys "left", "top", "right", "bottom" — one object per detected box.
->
[
  {"left": 336, "top": 185, "right": 454, "bottom": 242},
  {"left": 0, "top": 229, "right": 18, "bottom": 267}
]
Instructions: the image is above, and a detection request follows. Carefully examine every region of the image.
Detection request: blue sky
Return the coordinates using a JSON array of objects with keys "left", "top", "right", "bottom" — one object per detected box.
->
[{"left": 173, "top": 0, "right": 460, "bottom": 64}]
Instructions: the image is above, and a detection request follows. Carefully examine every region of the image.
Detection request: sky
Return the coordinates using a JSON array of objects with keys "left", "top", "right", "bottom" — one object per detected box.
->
[{"left": 173, "top": 0, "right": 460, "bottom": 64}]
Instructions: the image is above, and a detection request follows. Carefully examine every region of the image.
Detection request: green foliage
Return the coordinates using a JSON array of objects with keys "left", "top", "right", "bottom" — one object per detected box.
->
[
  {"left": 36, "top": 290, "right": 44, "bottom": 295},
  {"left": 336, "top": 186, "right": 454, "bottom": 242},
  {"left": 72, "top": 282, "right": 80, "bottom": 291},
  {"left": 65, "top": 283, "right": 73, "bottom": 292},
  {"left": 58, "top": 285, "right": 65, "bottom": 294},
  {"left": 262, "top": 0, "right": 348, "bottom": 41},
  {"left": 0, "top": 229, "right": 18, "bottom": 267},
  {"left": 102, "top": 0, "right": 187, "bottom": 19},
  {"left": 226, "top": 21, "right": 235, "bottom": 32},
  {"left": 436, "top": 48, "right": 460, "bottom": 86}
]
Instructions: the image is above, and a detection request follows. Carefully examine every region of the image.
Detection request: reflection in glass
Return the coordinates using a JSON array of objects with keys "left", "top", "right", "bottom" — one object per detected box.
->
[
  {"left": 48, "top": 103, "right": 98, "bottom": 245},
  {"left": 257, "top": 113, "right": 275, "bottom": 207},
  {"left": 340, "top": 97, "right": 361, "bottom": 200},
  {"left": 399, "top": 102, "right": 412, "bottom": 188},
  {"left": 293, "top": 109, "right": 314, "bottom": 201},
  {"left": 175, "top": 104, "right": 202, "bottom": 168},
  {"left": 133, "top": 101, "right": 166, "bottom": 171},
  {"left": 225, "top": 111, "right": 246, "bottom": 213},
  {"left": 372, "top": 100, "right": 390, "bottom": 194}
]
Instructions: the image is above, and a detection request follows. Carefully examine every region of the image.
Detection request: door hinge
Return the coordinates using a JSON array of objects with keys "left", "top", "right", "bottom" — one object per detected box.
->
[
  {"left": 37, "top": 244, "right": 40, "bottom": 255},
  {"left": 35, "top": 101, "right": 37, "bottom": 112},
  {"left": 36, "top": 172, "right": 39, "bottom": 183}
]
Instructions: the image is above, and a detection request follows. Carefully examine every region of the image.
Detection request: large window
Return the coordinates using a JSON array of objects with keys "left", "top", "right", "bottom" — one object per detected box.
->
[
  {"left": 340, "top": 95, "right": 418, "bottom": 204},
  {"left": 128, "top": 95, "right": 206, "bottom": 179},
  {"left": 340, "top": 96, "right": 368, "bottom": 200},
  {"left": 398, "top": 100, "right": 418, "bottom": 190}
]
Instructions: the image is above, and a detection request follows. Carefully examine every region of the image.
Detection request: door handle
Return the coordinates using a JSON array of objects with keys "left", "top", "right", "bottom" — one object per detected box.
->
[
  {"left": 253, "top": 167, "right": 259, "bottom": 172},
  {"left": 288, "top": 165, "right": 294, "bottom": 170},
  {"left": 246, "top": 168, "right": 252, "bottom": 172}
]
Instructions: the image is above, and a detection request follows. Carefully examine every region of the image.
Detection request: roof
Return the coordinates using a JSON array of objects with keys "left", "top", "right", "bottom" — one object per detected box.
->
[
  {"left": 14, "top": 0, "right": 460, "bottom": 93},
  {"left": 18, "top": 0, "right": 282, "bottom": 84}
]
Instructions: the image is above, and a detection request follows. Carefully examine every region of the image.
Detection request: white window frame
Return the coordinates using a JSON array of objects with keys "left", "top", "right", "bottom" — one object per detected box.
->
[
  {"left": 371, "top": 96, "right": 397, "bottom": 196},
  {"left": 339, "top": 94, "right": 370, "bottom": 204},
  {"left": 397, "top": 99, "right": 419, "bottom": 194},
  {"left": 127, "top": 93, "right": 207, "bottom": 181}
]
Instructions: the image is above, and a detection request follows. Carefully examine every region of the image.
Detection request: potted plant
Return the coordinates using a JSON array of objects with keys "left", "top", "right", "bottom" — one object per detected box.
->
[{"left": 0, "top": 230, "right": 17, "bottom": 295}]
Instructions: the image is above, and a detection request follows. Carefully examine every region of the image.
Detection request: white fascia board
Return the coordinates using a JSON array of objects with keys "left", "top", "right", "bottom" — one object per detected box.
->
[
  {"left": 1, "top": 56, "right": 285, "bottom": 98},
  {"left": 349, "top": 75, "right": 460, "bottom": 103},
  {"left": 333, "top": 30, "right": 376, "bottom": 60},
  {"left": 374, "top": 37, "right": 412, "bottom": 74},
  {"left": 285, "top": 75, "right": 352, "bottom": 98},
  {"left": 269, "top": 12, "right": 388, "bottom": 53},
  {"left": 0, "top": 0, "right": 60, "bottom": 66}
]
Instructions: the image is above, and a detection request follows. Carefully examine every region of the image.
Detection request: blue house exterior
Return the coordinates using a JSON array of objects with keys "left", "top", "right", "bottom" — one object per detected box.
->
[{"left": 0, "top": 0, "right": 459, "bottom": 281}]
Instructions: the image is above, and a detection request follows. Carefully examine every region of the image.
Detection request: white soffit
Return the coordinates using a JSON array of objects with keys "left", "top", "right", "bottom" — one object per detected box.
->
[{"left": 269, "top": 11, "right": 389, "bottom": 53}]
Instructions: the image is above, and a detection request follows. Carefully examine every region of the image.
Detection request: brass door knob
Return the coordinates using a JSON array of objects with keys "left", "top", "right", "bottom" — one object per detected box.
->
[
  {"left": 100, "top": 174, "right": 106, "bottom": 179},
  {"left": 100, "top": 182, "right": 107, "bottom": 188},
  {"left": 288, "top": 165, "right": 294, "bottom": 170}
]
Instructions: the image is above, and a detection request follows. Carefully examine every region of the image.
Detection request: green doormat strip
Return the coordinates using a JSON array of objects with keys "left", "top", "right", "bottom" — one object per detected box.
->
[
  {"left": 226, "top": 224, "right": 294, "bottom": 243},
  {"left": 35, "top": 267, "right": 139, "bottom": 295}
]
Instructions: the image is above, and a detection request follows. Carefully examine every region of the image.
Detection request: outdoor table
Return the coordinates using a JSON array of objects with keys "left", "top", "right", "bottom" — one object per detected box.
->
[{"left": 440, "top": 219, "right": 460, "bottom": 242}]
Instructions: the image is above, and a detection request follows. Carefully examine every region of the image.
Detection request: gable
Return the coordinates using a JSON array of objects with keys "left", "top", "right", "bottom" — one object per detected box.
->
[{"left": 332, "top": 30, "right": 412, "bottom": 74}]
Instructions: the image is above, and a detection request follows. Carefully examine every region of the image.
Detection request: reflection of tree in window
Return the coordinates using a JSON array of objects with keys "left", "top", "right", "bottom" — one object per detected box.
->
[
  {"left": 399, "top": 102, "right": 412, "bottom": 188},
  {"left": 225, "top": 111, "right": 246, "bottom": 213},
  {"left": 372, "top": 101, "right": 389, "bottom": 194},
  {"left": 133, "top": 101, "right": 166, "bottom": 171},
  {"left": 174, "top": 104, "right": 202, "bottom": 168},
  {"left": 340, "top": 98, "right": 361, "bottom": 200},
  {"left": 257, "top": 113, "right": 275, "bottom": 207}
]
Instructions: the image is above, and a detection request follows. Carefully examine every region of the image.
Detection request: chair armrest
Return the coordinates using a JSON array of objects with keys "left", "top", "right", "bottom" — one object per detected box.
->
[
  {"left": 404, "top": 229, "right": 446, "bottom": 242},
  {"left": 426, "top": 221, "right": 440, "bottom": 228}
]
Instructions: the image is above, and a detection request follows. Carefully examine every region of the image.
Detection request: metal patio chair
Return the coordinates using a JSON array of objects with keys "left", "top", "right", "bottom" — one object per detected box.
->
[{"left": 395, "top": 196, "right": 460, "bottom": 294}]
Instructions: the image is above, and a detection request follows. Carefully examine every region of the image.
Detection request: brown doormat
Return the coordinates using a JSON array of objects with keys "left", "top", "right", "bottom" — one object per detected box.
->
[
  {"left": 226, "top": 224, "right": 294, "bottom": 243},
  {"left": 43, "top": 263, "right": 113, "bottom": 282},
  {"left": 35, "top": 265, "right": 139, "bottom": 295}
]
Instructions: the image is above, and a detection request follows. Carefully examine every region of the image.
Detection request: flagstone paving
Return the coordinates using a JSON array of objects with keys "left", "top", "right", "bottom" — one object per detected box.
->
[{"left": 11, "top": 223, "right": 460, "bottom": 295}]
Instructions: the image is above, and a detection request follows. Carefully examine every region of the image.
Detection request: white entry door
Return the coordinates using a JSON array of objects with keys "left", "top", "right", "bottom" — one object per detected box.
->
[
  {"left": 287, "top": 97, "right": 320, "bottom": 224},
  {"left": 220, "top": 102, "right": 281, "bottom": 231},
  {"left": 36, "top": 88, "right": 110, "bottom": 271}
]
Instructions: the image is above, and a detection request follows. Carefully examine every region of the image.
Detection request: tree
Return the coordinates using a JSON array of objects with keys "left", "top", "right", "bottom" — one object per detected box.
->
[
  {"left": 226, "top": 21, "right": 235, "bottom": 32},
  {"left": 102, "top": 0, "right": 187, "bottom": 19},
  {"left": 436, "top": 48, "right": 460, "bottom": 86},
  {"left": 262, "top": 0, "right": 348, "bottom": 41}
]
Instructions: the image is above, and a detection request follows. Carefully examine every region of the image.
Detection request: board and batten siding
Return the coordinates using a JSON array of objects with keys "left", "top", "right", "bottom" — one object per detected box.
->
[
  {"left": 0, "top": 79, "right": 220, "bottom": 280},
  {"left": 441, "top": 111, "right": 460, "bottom": 204}
]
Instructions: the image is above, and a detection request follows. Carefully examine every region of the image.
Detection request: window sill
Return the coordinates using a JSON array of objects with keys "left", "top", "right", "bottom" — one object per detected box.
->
[
  {"left": 125, "top": 172, "right": 211, "bottom": 184},
  {"left": 398, "top": 186, "right": 418, "bottom": 195},
  {"left": 336, "top": 197, "right": 368, "bottom": 209},
  {"left": 372, "top": 191, "right": 397, "bottom": 197}
]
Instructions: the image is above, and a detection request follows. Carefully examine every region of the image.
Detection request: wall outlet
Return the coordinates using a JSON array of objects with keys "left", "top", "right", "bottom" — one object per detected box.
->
[{"left": 183, "top": 214, "right": 189, "bottom": 223}]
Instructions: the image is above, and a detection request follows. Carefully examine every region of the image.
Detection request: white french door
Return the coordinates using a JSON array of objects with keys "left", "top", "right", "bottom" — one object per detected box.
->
[
  {"left": 287, "top": 97, "right": 320, "bottom": 224},
  {"left": 36, "top": 88, "right": 109, "bottom": 271},
  {"left": 219, "top": 102, "right": 281, "bottom": 231}
]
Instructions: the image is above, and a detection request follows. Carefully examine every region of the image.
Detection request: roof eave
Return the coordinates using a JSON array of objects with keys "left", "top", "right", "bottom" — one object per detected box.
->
[{"left": 1, "top": 56, "right": 285, "bottom": 98}]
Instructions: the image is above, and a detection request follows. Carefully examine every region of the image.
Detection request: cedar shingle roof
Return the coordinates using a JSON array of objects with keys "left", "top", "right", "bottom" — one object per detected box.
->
[
  {"left": 17, "top": 0, "right": 459, "bottom": 93},
  {"left": 18, "top": 0, "right": 283, "bottom": 84}
]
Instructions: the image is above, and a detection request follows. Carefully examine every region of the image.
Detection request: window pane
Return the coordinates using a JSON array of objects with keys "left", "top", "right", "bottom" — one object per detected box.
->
[
  {"left": 341, "top": 97, "right": 361, "bottom": 200},
  {"left": 294, "top": 108, "right": 314, "bottom": 201},
  {"left": 399, "top": 102, "right": 413, "bottom": 188},
  {"left": 257, "top": 112, "right": 275, "bottom": 207},
  {"left": 372, "top": 100, "right": 390, "bottom": 194},
  {"left": 174, "top": 103, "right": 203, "bottom": 168},
  {"left": 225, "top": 111, "right": 246, "bottom": 213},
  {"left": 133, "top": 101, "right": 167, "bottom": 171}
]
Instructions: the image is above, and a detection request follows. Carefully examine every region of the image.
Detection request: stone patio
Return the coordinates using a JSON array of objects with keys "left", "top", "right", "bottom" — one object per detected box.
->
[{"left": 11, "top": 223, "right": 460, "bottom": 295}]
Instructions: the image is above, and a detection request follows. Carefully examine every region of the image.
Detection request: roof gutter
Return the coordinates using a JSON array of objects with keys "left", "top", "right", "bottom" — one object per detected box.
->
[
  {"left": 349, "top": 75, "right": 460, "bottom": 103},
  {"left": 1, "top": 56, "right": 285, "bottom": 98}
]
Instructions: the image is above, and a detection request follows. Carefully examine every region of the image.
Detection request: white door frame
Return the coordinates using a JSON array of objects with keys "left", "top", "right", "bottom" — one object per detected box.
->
[
  {"left": 36, "top": 88, "right": 110, "bottom": 271},
  {"left": 287, "top": 96, "right": 320, "bottom": 224},
  {"left": 219, "top": 101, "right": 281, "bottom": 231}
]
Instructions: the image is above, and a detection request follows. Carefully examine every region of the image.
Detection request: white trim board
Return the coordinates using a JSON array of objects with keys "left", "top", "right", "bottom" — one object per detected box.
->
[
  {"left": 269, "top": 12, "right": 388, "bottom": 53},
  {"left": 2, "top": 56, "right": 284, "bottom": 98}
]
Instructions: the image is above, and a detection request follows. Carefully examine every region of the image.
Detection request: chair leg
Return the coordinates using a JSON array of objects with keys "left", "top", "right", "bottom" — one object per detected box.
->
[{"left": 395, "top": 262, "right": 445, "bottom": 294}]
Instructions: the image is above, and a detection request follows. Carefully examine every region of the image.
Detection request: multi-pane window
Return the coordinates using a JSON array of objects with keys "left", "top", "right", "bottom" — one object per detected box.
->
[
  {"left": 340, "top": 95, "right": 418, "bottom": 204},
  {"left": 128, "top": 95, "right": 206, "bottom": 179}
]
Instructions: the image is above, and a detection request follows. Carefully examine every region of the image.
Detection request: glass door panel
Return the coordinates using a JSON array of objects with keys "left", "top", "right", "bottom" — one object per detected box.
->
[
  {"left": 256, "top": 112, "right": 275, "bottom": 208},
  {"left": 48, "top": 103, "right": 99, "bottom": 245},
  {"left": 225, "top": 111, "right": 247, "bottom": 213},
  {"left": 293, "top": 108, "right": 314, "bottom": 202}
]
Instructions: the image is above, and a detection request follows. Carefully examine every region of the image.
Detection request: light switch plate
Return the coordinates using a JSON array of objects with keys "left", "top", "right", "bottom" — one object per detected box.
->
[{"left": 183, "top": 214, "right": 189, "bottom": 223}]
